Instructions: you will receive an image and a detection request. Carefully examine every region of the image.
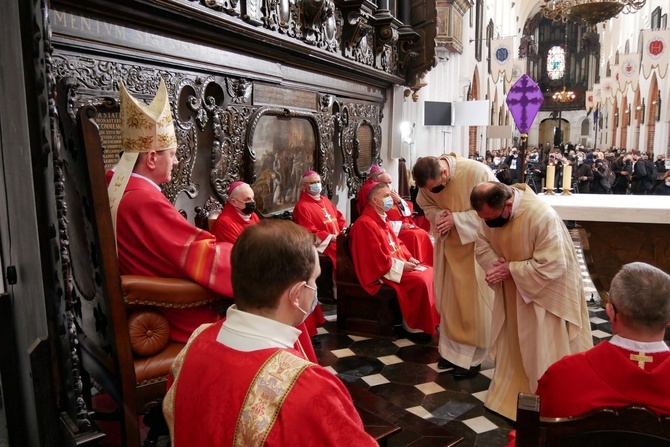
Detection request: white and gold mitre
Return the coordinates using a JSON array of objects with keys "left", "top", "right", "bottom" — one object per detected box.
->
[
  {"left": 119, "top": 78, "right": 177, "bottom": 153},
  {"left": 108, "top": 78, "right": 177, "bottom": 239}
]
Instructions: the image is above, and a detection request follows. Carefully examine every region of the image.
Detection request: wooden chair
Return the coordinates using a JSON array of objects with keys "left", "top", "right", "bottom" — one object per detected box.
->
[
  {"left": 335, "top": 228, "right": 401, "bottom": 338},
  {"left": 516, "top": 393, "right": 670, "bottom": 447},
  {"left": 69, "top": 104, "right": 231, "bottom": 447}
]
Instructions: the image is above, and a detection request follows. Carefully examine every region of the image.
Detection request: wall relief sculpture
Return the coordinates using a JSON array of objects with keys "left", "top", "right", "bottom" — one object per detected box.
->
[{"left": 50, "top": 54, "right": 201, "bottom": 204}]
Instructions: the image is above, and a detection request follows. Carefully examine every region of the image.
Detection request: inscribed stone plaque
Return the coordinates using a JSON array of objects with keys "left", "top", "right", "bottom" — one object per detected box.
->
[{"left": 96, "top": 111, "right": 123, "bottom": 170}]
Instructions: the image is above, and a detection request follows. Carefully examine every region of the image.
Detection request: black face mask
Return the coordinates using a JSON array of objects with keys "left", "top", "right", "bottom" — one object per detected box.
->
[
  {"left": 485, "top": 206, "right": 510, "bottom": 228},
  {"left": 241, "top": 201, "right": 256, "bottom": 215},
  {"left": 430, "top": 184, "right": 445, "bottom": 194}
]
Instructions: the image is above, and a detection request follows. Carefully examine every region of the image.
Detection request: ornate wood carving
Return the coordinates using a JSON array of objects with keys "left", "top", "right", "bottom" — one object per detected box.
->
[
  {"left": 202, "top": 0, "right": 241, "bottom": 16},
  {"left": 342, "top": 8, "right": 375, "bottom": 66},
  {"left": 210, "top": 104, "right": 254, "bottom": 202},
  {"left": 337, "top": 101, "right": 383, "bottom": 197},
  {"left": 50, "top": 54, "right": 201, "bottom": 203}
]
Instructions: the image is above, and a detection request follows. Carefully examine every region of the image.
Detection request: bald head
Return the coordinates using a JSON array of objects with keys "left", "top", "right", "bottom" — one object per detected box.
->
[
  {"left": 470, "top": 182, "right": 512, "bottom": 212},
  {"left": 377, "top": 172, "right": 392, "bottom": 185}
]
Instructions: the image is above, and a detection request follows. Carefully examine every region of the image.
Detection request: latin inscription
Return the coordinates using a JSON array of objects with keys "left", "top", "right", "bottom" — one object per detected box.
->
[{"left": 97, "top": 112, "right": 123, "bottom": 170}]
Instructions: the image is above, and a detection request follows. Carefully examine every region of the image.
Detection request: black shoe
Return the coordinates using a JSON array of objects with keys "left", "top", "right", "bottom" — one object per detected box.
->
[
  {"left": 452, "top": 364, "right": 481, "bottom": 379},
  {"left": 310, "top": 336, "right": 322, "bottom": 348},
  {"left": 437, "top": 358, "right": 456, "bottom": 370},
  {"left": 408, "top": 332, "right": 432, "bottom": 343}
]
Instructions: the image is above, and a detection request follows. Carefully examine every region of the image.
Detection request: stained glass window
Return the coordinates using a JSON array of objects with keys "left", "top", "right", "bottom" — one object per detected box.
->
[{"left": 547, "top": 45, "right": 565, "bottom": 80}]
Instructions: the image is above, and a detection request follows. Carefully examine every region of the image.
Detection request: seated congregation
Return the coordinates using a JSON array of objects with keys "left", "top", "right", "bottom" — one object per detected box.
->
[{"left": 77, "top": 79, "right": 670, "bottom": 447}]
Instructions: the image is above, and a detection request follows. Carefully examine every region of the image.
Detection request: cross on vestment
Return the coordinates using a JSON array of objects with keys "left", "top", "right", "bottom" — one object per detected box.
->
[
  {"left": 630, "top": 352, "right": 653, "bottom": 370},
  {"left": 387, "top": 233, "right": 402, "bottom": 257}
]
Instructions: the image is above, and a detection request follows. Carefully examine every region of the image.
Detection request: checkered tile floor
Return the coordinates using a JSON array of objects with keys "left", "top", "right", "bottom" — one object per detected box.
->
[{"left": 313, "top": 229, "right": 655, "bottom": 447}]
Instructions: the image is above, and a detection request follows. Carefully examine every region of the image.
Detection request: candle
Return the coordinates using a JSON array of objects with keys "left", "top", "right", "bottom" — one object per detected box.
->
[
  {"left": 562, "top": 165, "right": 572, "bottom": 191},
  {"left": 545, "top": 165, "right": 555, "bottom": 190}
]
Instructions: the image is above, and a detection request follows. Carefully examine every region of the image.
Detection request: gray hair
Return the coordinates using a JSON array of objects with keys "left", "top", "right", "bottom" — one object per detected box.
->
[{"left": 609, "top": 262, "right": 670, "bottom": 332}]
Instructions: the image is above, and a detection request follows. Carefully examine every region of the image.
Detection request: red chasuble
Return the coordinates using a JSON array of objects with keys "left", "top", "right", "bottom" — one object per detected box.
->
[
  {"left": 167, "top": 321, "right": 377, "bottom": 447},
  {"left": 292, "top": 190, "right": 346, "bottom": 270},
  {"left": 349, "top": 206, "right": 439, "bottom": 334},
  {"left": 108, "top": 172, "right": 233, "bottom": 343},
  {"left": 212, "top": 203, "right": 260, "bottom": 243},
  {"left": 536, "top": 341, "right": 670, "bottom": 418},
  {"left": 386, "top": 203, "right": 434, "bottom": 266}
]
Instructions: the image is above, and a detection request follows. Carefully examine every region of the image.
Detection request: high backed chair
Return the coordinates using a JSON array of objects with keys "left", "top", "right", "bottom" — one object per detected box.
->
[
  {"left": 516, "top": 393, "right": 670, "bottom": 447},
  {"left": 69, "top": 104, "right": 230, "bottom": 447},
  {"left": 335, "top": 228, "right": 401, "bottom": 338}
]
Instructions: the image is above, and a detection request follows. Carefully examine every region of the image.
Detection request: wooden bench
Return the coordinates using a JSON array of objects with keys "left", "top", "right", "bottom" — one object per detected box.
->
[{"left": 336, "top": 228, "right": 402, "bottom": 339}]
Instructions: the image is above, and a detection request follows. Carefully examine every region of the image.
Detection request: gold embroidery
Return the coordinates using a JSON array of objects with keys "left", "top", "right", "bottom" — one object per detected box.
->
[
  {"left": 630, "top": 351, "right": 653, "bottom": 369},
  {"left": 157, "top": 132, "right": 177, "bottom": 149},
  {"left": 233, "top": 350, "right": 312, "bottom": 446}
]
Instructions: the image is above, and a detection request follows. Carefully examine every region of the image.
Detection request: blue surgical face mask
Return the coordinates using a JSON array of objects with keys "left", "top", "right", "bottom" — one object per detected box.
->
[
  {"left": 309, "top": 182, "right": 322, "bottom": 195},
  {"left": 297, "top": 284, "right": 319, "bottom": 323},
  {"left": 380, "top": 196, "right": 394, "bottom": 212}
]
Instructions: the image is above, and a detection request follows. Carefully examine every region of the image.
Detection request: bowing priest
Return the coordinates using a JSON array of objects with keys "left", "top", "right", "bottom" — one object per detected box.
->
[
  {"left": 212, "top": 181, "right": 260, "bottom": 243},
  {"left": 375, "top": 171, "right": 433, "bottom": 266},
  {"left": 412, "top": 154, "right": 495, "bottom": 379},
  {"left": 163, "top": 220, "right": 378, "bottom": 447},
  {"left": 349, "top": 182, "right": 439, "bottom": 337},
  {"left": 292, "top": 170, "right": 346, "bottom": 272},
  {"left": 107, "top": 78, "right": 234, "bottom": 343},
  {"left": 470, "top": 181, "right": 592, "bottom": 421}
]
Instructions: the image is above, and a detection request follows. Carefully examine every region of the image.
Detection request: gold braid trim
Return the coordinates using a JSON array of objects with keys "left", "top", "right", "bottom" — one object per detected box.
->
[{"left": 233, "top": 350, "right": 312, "bottom": 446}]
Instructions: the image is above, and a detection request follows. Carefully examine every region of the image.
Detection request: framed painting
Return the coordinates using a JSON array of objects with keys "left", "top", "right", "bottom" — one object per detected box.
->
[{"left": 246, "top": 108, "right": 320, "bottom": 215}]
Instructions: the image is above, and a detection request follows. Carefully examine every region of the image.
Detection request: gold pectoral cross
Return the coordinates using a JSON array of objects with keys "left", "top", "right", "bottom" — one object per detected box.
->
[{"left": 630, "top": 352, "right": 653, "bottom": 370}]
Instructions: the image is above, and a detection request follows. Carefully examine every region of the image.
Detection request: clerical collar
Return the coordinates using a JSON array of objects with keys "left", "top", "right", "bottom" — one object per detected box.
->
[
  {"left": 307, "top": 193, "right": 321, "bottom": 201},
  {"left": 237, "top": 211, "right": 252, "bottom": 221},
  {"left": 609, "top": 334, "right": 669, "bottom": 354},
  {"left": 375, "top": 210, "right": 387, "bottom": 220},
  {"left": 217, "top": 304, "right": 301, "bottom": 352}
]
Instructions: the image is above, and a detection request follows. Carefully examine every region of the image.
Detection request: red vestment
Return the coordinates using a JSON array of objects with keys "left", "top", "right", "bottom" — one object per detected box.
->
[
  {"left": 349, "top": 206, "right": 439, "bottom": 334},
  {"left": 507, "top": 340, "right": 670, "bottom": 446},
  {"left": 292, "top": 190, "right": 345, "bottom": 270},
  {"left": 167, "top": 321, "right": 377, "bottom": 447},
  {"left": 536, "top": 340, "right": 670, "bottom": 417},
  {"left": 109, "top": 172, "right": 233, "bottom": 343},
  {"left": 212, "top": 204, "right": 260, "bottom": 243},
  {"left": 386, "top": 202, "right": 433, "bottom": 266}
]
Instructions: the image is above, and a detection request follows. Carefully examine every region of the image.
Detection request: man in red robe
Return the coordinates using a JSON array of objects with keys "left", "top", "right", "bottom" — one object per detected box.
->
[
  {"left": 108, "top": 79, "right": 234, "bottom": 344},
  {"left": 164, "top": 220, "right": 377, "bottom": 447},
  {"left": 356, "top": 165, "right": 385, "bottom": 215},
  {"left": 213, "top": 181, "right": 260, "bottom": 243},
  {"left": 292, "top": 170, "right": 346, "bottom": 271},
  {"left": 507, "top": 262, "right": 670, "bottom": 446},
  {"left": 109, "top": 80, "right": 317, "bottom": 361},
  {"left": 349, "top": 182, "right": 439, "bottom": 335},
  {"left": 376, "top": 171, "right": 433, "bottom": 266}
]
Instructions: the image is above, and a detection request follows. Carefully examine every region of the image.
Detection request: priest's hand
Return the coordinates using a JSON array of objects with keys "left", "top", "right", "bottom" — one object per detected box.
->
[
  {"left": 485, "top": 258, "right": 511, "bottom": 284},
  {"left": 403, "top": 260, "right": 418, "bottom": 272},
  {"left": 390, "top": 190, "right": 402, "bottom": 203},
  {"left": 436, "top": 210, "right": 454, "bottom": 235}
]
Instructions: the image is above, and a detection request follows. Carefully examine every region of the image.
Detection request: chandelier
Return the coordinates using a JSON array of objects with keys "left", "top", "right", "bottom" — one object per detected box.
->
[
  {"left": 553, "top": 87, "right": 576, "bottom": 102},
  {"left": 541, "top": 0, "right": 647, "bottom": 27}
]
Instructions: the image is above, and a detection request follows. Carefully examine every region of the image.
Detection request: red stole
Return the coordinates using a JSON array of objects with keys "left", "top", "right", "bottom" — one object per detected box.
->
[
  {"left": 213, "top": 204, "right": 260, "bottom": 243},
  {"left": 349, "top": 206, "right": 439, "bottom": 334}
]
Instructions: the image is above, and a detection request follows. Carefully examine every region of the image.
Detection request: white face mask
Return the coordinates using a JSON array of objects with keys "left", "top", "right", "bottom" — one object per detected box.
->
[
  {"left": 296, "top": 284, "right": 318, "bottom": 324},
  {"left": 666, "top": 181, "right": 670, "bottom": 187},
  {"left": 379, "top": 196, "right": 394, "bottom": 212},
  {"left": 309, "top": 182, "right": 322, "bottom": 195}
]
